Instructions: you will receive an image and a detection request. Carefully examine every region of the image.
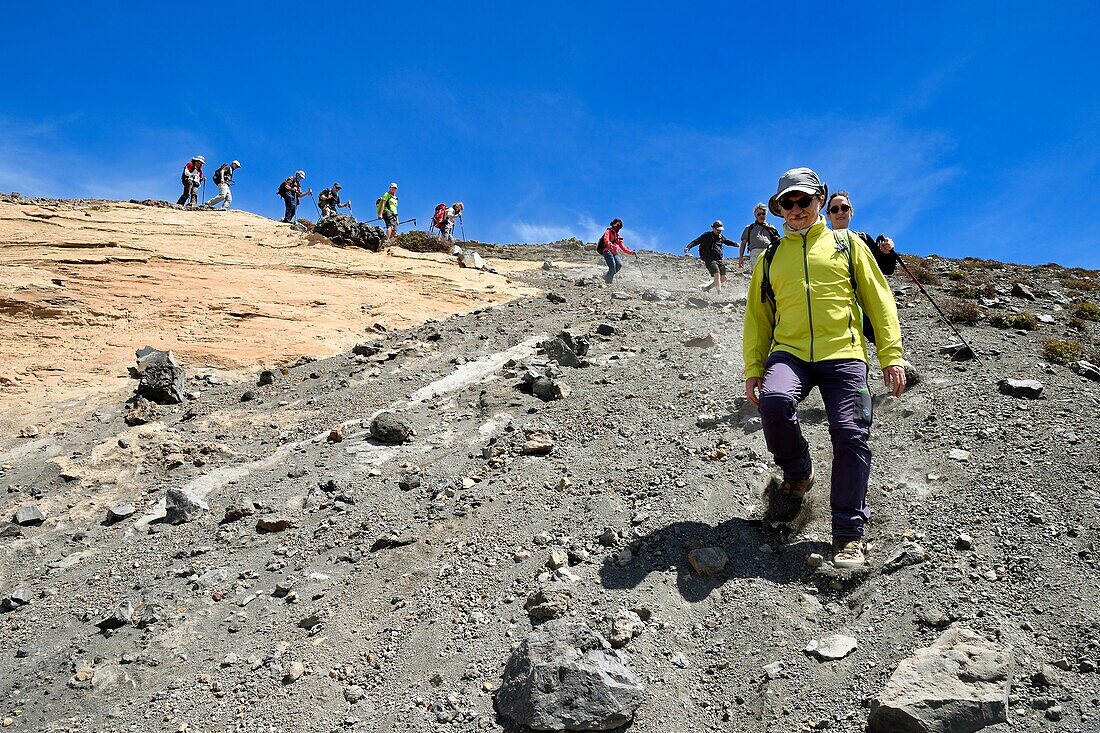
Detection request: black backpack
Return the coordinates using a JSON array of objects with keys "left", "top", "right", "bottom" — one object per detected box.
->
[
  {"left": 277, "top": 177, "right": 294, "bottom": 196},
  {"left": 213, "top": 164, "right": 229, "bottom": 185},
  {"left": 596, "top": 232, "right": 608, "bottom": 254}
]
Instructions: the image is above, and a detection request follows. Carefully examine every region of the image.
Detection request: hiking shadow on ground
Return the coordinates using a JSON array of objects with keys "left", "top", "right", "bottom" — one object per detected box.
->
[{"left": 598, "top": 514, "right": 833, "bottom": 603}]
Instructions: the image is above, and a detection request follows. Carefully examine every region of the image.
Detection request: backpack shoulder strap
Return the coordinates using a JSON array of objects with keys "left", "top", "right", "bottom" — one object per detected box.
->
[
  {"left": 760, "top": 240, "right": 781, "bottom": 308},
  {"left": 834, "top": 229, "right": 860, "bottom": 304}
]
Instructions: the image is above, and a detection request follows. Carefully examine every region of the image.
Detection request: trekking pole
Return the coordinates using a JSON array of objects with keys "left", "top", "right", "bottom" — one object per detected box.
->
[
  {"left": 201, "top": 180, "right": 206, "bottom": 206},
  {"left": 893, "top": 251, "right": 983, "bottom": 365},
  {"left": 364, "top": 216, "right": 383, "bottom": 224},
  {"left": 397, "top": 218, "right": 417, "bottom": 228},
  {"left": 459, "top": 215, "right": 466, "bottom": 242},
  {"left": 308, "top": 191, "right": 321, "bottom": 218}
]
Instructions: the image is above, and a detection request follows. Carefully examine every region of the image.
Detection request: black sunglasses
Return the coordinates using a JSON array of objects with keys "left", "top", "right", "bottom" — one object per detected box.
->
[
  {"left": 779, "top": 194, "right": 815, "bottom": 211},
  {"left": 755, "top": 211, "right": 766, "bottom": 216},
  {"left": 829, "top": 204, "right": 852, "bottom": 214}
]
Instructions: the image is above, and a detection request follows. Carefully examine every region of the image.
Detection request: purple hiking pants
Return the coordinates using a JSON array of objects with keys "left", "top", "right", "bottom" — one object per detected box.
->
[{"left": 758, "top": 351, "right": 873, "bottom": 537}]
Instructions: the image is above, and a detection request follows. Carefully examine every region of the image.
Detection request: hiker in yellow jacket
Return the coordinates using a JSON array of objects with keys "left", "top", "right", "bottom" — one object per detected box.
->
[
  {"left": 377, "top": 182, "right": 399, "bottom": 246},
  {"left": 743, "top": 167, "right": 906, "bottom": 569}
]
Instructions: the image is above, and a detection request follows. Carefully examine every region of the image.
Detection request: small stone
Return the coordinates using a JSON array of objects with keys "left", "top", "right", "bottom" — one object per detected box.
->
[
  {"left": 283, "top": 661, "right": 305, "bottom": 684},
  {"left": 882, "top": 541, "right": 928, "bottom": 574},
  {"left": 95, "top": 600, "right": 135, "bottom": 631},
  {"left": 257, "top": 369, "right": 275, "bottom": 386},
  {"left": 256, "top": 516, "right": 293, "bottom": 533},
  {"left": 807, "top": 553, "right": 824, "bottom": 569},
  {"left": 164, "top": 487, "right": 208, "bottom": 524},
  {"left": 12, "top": 505, "right": 46, "bottom": 526},
  {"left": 805, "top": 634, "right": 858, "bottom": 661},
  {"left": 1011, "top": 282, "right": 1037, "bottom": 301},
  {"left": 327, "top": 425, "right": 344, "bottom": 443},
  {"left": 547, "top": 548, "right": 569, "bottom": 570},
  {"left": 240, "top": 390, "right": 256, "bottom": 402},
  {"left": 1, "top": 588, "right": 33, "bottom": 611},
  {"left": 546, "top": 292, "right": 566, "bottom": 304},
  {"left": 96, "top": 501, "right": 130, "bottom": 525},
  {"left": 948, "top": 448, "right": 970, "bottom": 461},
  {"left": 1051, "top": 657, "right": 1073, "bottom": 671},
  {"left": 532, "top": 377, "right": 571, "bottom": 401},
  {"left": 344, "top": 685, "right": 365, "bottom": 703},
  {"left": 763, "top": 661, "right": 785, "bottom": 680},
  {"left": 956, "top": 533, "right": 974, "bottom": 550},
  {"left": 522, "top": 429, "right": 554, "bottom": 455},
  {"left": 608, "top": 610, "right": 644, "bottom": 649},
  {"left": 525, "top": 587, "right": 571, "bottom": 622},
  {"left": 596, "top": 323, "right": 616, "bottom": 336},
  {"left": 370, "top": 412, "right": 414, "bottom": 444},
  {"left": 688, "top": 546, "right": 728, "bottom": 577},
  {"left": 998, "top": 378, "right": 1043, "bottom": 399},
  {"left": 18, "top": 425, "right": 39, "bottom": 438}
]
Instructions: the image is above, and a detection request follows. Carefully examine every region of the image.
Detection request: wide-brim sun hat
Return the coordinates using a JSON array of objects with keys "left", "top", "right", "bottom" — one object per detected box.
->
[
  {"left": 767, "top": 167, "right": 827, "bottom": 217},
  {"left": 712, "top": 220, "right": 724, "bottom": 229},
  {"left": 231, "top": 160, "right": 240, "bottom": 167}
]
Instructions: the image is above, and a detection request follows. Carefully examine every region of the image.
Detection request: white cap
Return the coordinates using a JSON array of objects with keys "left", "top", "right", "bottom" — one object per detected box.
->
[
  {"left": 389, "top": 182, "right": 398, "bottom": 189},
  {"left": 231, "top": 160, "right": 240, "bottom": 167},
  {"left": 296, "top": 170, "right": 306, "bottom": 179},
  {"left": 193, "top": 155, "right": 205, "bottom": 164}
]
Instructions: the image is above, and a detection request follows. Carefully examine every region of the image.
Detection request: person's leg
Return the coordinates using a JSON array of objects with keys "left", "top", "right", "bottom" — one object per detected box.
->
[
  {"left": 718, "top": 260, "right": 728, "bottom": 287},
  {"left": 208, "top": 183, "right": 228, "bottom": 209},
  {"left": 224, "top": 185, "right": 232, "bottom": 209},
  {"left": 281, "top": 194, "right": 295, "bottom": 223},
  {"left": 602, "top": 252, "right": 616, "bottom": 283},
  {"left": 749, "top": 248, "right": 763, "bottom": 272},
  {"left": 758, "top": 352, "right": 815, "bottom": 480},
  {"left": 816, "top": 359, "right": 873, "bottom": 538},
  {"left": 177, "top": 182, "right": 189, "bottom": 206},
  {"left": 613, "top": 255, "right": 623, "bottom": 274}
]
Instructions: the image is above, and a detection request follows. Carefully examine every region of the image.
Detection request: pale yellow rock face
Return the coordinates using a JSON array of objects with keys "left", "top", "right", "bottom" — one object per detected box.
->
[{"left": 0, "top": 200, "right": 538, "bottom": 430}]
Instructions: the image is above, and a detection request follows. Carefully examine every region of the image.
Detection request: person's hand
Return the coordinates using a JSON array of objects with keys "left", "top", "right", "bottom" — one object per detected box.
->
[
  {"left": 745, "top": 377, "right": 763, "bottom": 406},
  {"left": 883, "top": 365, "right": 906, "bottom": 397},
  {"left": 878, "top": 236, "right": 895, "bottom": 255},
  {"left": 683, "top": 246, "right": 690, "bottom": 254},
  {"left": 738, "top": 257, "right": 745, "bottom": 269}
]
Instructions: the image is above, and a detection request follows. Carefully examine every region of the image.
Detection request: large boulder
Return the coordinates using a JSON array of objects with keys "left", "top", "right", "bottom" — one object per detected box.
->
[
  {"left": 370, "top": 412, "right": 414, "bottom": 444},
  {"left": 314, "top": 214, "right": 386, "bottom": 252},
  {"left": 496, "top": 620, "right": 645, "bottom": 731},
  {"left": 869, "top": 626, "right": 1013, "bottom": 733},
  {"left": 135, "top": 347, "right": 186, "bottom": 404}
]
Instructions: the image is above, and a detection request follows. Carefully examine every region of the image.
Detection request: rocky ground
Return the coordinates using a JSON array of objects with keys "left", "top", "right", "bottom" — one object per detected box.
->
[{"left": 1, "top": 209, "right": 1099, "bottom": 732}]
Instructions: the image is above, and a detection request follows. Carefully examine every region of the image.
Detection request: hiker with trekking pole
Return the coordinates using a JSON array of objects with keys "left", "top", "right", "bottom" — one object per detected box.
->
[
  {"left": 318, "top": 183, "right": 352, "bottom": 219},
  {"left": 277, "top": 171, "right": 311, "bottom": 224},
  {"left": 685, "top": 219, "right": 737, "bottom": 294},
  {"left": 177, "top": 155, "right": 205, "bottom": 208},
  {"left": 431, "top": 202, "right": 465, "bottom": 244},
  {"left": 206, "top": 160, "right": 240, "bottom": 210},
  {"left": 744, "top": 167, "right": 906, "bottom": 570},
  {"left": 376, "top": 182, "right": 400, "bottom": 246},
  {"left": 597, "top": 218, "right": 635, "bottom": 284}
]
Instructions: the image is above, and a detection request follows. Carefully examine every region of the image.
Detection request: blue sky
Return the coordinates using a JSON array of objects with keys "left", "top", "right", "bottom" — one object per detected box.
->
[{"left": 3, "top": 2, "right": 1098, "bottom": 267}]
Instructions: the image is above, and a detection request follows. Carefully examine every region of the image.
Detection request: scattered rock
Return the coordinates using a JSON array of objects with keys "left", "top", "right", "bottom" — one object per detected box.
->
[
  {"left": 257, "top": 369, "right": 276, "bottom": 386},
  {"left": 683, "top": 334, "right": 719, "bottom": 349},
  {"left": 521, "top": 429, "right": 554, "bottom": 455},
  {"left": 948, "top": 448, "right": 971, "bottom": 461},
  {"left": 546, "top": 548, "right": 569, "bottom": 570},
  {"left": 135, "top": 347, "right": 186, "bottom": 404},
  {"left": 882, "top": 541, "right": 928, "bottom": 574},
  {"left": 282, "top": 661, "right": 305, "bottom": 685},
  {"left": 807, "top": 553, "right": 824, "bottom": 569},
  {"left": 608, "top": 610, "right": 644, "bottom": 649},
  {"left": 764, "top": 661, "right": 785, "bottom": 680},
  {"left": 12, "top": 505, "right": 45, "bottom": 526},
  {"left": 998, "top": 378, "right": 1043, "bottom": 399},
  {"left": 532, "top": 377, "right": 571, "bottom": 401},
  {"left": 240, "top": 390, "right": 256, "bottom": 402},
  {"left": 525, "top": 587, "right": 571, "bottom": 622},
  {"left": 314, "top": 214, "right": 385, "bottom": 251},
  {"left": 956, "top": 533, "right": 974, "bottom": 550},
  {"left": 369, "top": 532, "right": 418, "bottom": 552},
  {"left": 595, "top": 323, "right": 616, "bottom": 336},
  {"left": 1, "top": 588, "right": 33, "bottom": 611},
  {"left": 688, "top": 546, "right": 728, "bottom": 577},
  {"left": 18, "top": 425, "right": 39, "bottom": 438},
  {"left": 1011, "top": 282, "right": 1036, "bottom": 301},
  {"left": 222, "top": 504, "right": 255, "bottom": 524},
  {"left": 546, "top": 292, "right": 567, "bottom": 304},
  {"left": 370, "top": 412, "right": 414, "bottom": 444},
  {"left": 641, "top": 289, "right": 672, "bottom": 302},
  {"left": 1070, "top": 360, "right": 1100, "bottom": 382},
  {"left": 327, "top": 424, "right": 344, "bottom": 443},
  {"left": 869, "top": 626, "right": 1013, "bottom": 733},
  {"left": 496, "top": 620, "right": 645, "bottom": 731},
  {"left": 124, "top": 396, "right": 159, "bottom": 426},
  {"left": 164, "top": 487, "right": 209, "bottom": 524},
  {"left": 105, "top": 504, "right": 135, "bottom": 524},
  {"left": 256, "top": 516, "right": 293, "bottom": 533},
  {"left": 805, "top": 634, "right": 858, "bottom": 661},
  {"left": 344, "top": 684, "right": 365, "bottom": 703},
  {"left": 95, "top": 600, "right": 135, "bottom": 631}
]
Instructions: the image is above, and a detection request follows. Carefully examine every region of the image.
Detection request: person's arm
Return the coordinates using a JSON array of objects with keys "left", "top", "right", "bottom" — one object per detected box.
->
[
  {"left": 738, "top": 225, "right": 751, "bottom": 266},
  {"left": 684, "top": 234, "right": 702, "bottom": 253},
  {"left": 849, "top": 232, "right": 904, "bottom": 372},
  {"left": 742, "top": 252, "right": 776, "bottom": 403},
  {"left": 874, "top": 234, "right": 898, "bottom": 275}
]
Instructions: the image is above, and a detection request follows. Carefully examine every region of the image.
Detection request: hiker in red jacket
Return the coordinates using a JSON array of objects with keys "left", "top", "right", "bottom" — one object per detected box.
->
[
  {"left": 177, "top": 156, "right": 205, "bottom": 208},
  {"left": 598, "top": 219, "right": 635, "bottom": 284}
]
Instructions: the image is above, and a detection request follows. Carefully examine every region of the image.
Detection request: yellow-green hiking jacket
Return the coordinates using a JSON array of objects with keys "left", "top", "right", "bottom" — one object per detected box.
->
[
  {"left": 743, "top": 218, "right": 903, "bottom": 378},
  {"left": 377, "top": 192, "right": 398, "bottom": 218}
]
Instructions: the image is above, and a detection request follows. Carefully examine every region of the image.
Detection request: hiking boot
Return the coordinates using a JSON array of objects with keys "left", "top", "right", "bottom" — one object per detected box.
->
[
  {"left": 766, "top": 469, "right": 814, "bottom": 522},
  {"left": 832, "top": 536, "right": 867, "bottom": 569}
]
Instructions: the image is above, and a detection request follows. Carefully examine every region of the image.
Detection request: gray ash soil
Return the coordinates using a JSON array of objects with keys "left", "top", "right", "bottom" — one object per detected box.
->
[{"left": 1, "top": 245, "right": 1099, "bottom": 732}]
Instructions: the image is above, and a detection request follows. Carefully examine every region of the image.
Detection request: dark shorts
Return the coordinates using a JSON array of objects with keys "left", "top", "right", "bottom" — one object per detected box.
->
[
  {"left": 383, "top": 213, "right": 398, "bottom": 228},
  {"left": 704, "top": 259, "right": 726, "bottom": 276}
]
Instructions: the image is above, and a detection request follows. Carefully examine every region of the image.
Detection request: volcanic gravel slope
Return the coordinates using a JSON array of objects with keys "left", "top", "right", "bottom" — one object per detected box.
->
[{"left": 1, "top": 245, "right": 1099, "bottom": 733}]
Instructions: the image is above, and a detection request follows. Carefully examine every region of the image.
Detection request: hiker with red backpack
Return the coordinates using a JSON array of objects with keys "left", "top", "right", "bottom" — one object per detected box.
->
[
  {"left": 278, "top": 171, "right": 311, "bottom": 224},
  {"left": 597, "top": 218, "right": 635, "bottom": 284},
  {"left": 177, "top": 156, "right": 205, "bottom": 207},
  {"left": 432, "top": 202, "right": 465, "bottom": 244}
]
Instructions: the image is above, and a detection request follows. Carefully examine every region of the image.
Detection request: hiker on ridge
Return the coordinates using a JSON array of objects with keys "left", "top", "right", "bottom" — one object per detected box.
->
[
  {"left": 440, "top": 201, "right": 464, "bottom": 244},
  {"left": 377, "top": 182, "right": 399, "bottom": 245},
  {"left": 684, "top": 219, "right": 737, "bottom": 293},
  {"left": 826, "top": 190, "right": 898, "bottom": 344},
  {"left": 598, "top": 218, "right": 635, "bottom": 284},
  {"left": 738, "top": 203, "right": 781, "bottom": 271},
  {"left": 278, "top": 171, "right": 311, "bottom": 224},
  {"left": 177, "top": 156, "right": 205, "bottom": 208},
  {"left": 206, "top": 160, "right": 240, "bottom": 210},
  {"left": 743, "top": 167, "right": 906, "bottom": 570},
  {"left": 318, "top": 183, "right": 351, "bottom": 219}
]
